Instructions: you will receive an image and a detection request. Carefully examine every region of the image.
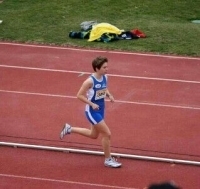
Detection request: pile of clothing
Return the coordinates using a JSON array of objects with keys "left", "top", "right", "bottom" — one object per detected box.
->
[{"left": 69, "top": 21, "right": 146, "bottom": 43}]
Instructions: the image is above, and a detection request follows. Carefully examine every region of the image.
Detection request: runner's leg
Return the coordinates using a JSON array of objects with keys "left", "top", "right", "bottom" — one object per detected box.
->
[
  {"left": 71, "top": 125, "right": 99, "bottom": 139},
  {"left": 95, "top": 120, "right": 111, "bottom": 158}
]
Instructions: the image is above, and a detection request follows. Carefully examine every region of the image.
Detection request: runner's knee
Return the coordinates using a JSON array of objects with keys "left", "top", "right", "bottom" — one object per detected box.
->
[
  {"left": 102, "top": 131, "right": 111, "bottom": 139},
  {"left": 90, "top": 134, "right": 98, "bottom": 139}
]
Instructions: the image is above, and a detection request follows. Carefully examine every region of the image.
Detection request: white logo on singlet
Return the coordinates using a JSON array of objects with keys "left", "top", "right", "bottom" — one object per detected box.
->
[{"left": 95, "top": 84, "right": 101, "bottom": 88}]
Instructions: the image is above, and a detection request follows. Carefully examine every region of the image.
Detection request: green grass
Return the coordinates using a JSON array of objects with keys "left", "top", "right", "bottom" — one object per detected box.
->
[{"left": 0, "top": 0, "right": 200, "bottom": 56}]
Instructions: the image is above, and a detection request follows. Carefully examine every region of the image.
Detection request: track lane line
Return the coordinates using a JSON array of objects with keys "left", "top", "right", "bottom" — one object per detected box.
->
[
  {"left": 0, "top": 64, "right": 200, "bottom": 84},
  {"left": 0, "top": 42, "right": 200, "bottom": 60},
  {"left": 0, "top": 173, "right": 138, "bottom": 189},
  {"left": 0, "top": 89, "right": 199, "bottom": 110}
]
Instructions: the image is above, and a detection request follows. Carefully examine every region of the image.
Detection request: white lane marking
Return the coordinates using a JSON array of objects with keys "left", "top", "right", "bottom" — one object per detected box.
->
[
  {"left": 0, "top": 64, "right": 200, "bottom": 84},
  {"left": 0, "top": 89, "right": 199, "bottom": 110},
  {"left": 0, "top": 42, "right": 200, "bottom": 60},
  {"left": 0, "top": 173, "right": 138, "bottom": 189}
]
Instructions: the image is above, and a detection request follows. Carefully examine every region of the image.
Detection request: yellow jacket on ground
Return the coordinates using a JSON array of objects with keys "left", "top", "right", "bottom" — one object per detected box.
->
[{"left": 88, "top": 23, "right": 124, "bottom": 42}]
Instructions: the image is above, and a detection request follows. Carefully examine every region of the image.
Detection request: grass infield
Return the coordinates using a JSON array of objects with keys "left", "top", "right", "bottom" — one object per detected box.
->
[{"left": 0, "top": 0, "right": 199, "bottom": 56}]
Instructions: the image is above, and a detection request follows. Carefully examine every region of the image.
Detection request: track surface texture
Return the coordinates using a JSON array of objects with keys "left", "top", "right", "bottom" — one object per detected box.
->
[{"left": 0, "top": 42, "right": 200, "bottom": 189}]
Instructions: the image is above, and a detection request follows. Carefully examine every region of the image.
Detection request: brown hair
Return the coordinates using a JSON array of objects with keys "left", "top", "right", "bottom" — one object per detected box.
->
[{"left": 92, "top": 56, "right": 108, "bottom": 71}]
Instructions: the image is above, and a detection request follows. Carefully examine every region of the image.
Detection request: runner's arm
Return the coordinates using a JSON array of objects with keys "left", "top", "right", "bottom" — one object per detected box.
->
[{"left": 77, "top": 78, "right": 99, "bottom": 109}]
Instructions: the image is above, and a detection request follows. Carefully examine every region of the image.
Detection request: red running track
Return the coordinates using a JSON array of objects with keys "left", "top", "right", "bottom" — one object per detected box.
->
[
  {"left": 0, "top": 42, "right": 200, "bottom": 189},
  {"left": 0, "top": 146, "right": 199, "bottom": 189}
]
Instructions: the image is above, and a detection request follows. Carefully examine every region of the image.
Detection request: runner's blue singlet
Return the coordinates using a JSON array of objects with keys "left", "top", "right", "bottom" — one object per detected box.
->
[{"left": 85, "top": 74, "right": 107, "bottom": 125}]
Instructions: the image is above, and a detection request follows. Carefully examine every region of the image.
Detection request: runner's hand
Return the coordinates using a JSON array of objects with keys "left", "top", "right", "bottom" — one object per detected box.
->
[
  {"left": 91, "top": 103, "right": 99, "bottom": 110},
  {"left": 109, "top": 95, "right": 115, "bottom": 103}
]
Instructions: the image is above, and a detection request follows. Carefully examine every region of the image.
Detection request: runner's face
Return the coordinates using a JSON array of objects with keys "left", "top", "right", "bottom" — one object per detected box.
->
[{"left": 98, "top": 62, "right": 108, "bottom": 74}]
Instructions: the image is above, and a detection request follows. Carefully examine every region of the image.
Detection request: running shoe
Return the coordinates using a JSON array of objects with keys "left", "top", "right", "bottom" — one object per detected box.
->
[
  {"left": 60, "top": 123, "right": 71, "bottom": 139},
  {"left": 104, "top": 157, "right": 122, "bottom": 168}
]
